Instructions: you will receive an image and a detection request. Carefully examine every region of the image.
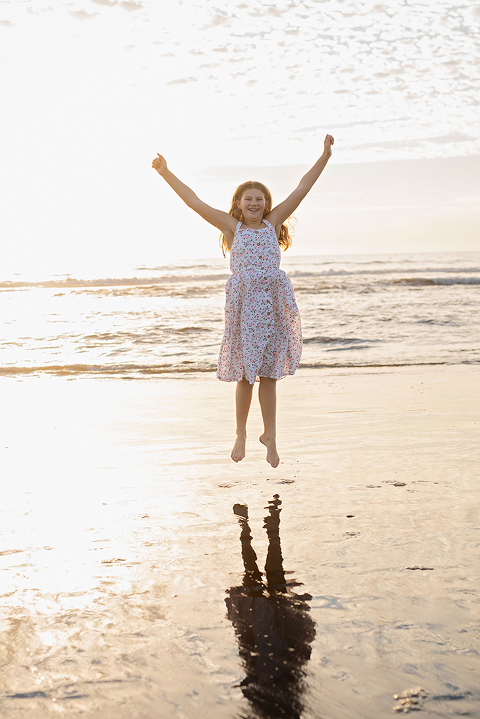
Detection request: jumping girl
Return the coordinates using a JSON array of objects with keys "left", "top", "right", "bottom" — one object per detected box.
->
[{"left": 152, "top": 134, "right": 334, "bottom": 468}]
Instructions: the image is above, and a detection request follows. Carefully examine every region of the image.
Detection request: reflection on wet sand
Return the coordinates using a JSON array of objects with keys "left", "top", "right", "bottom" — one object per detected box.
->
[{"left": 226, "top": 495, "right": 316, "bottom": 719}]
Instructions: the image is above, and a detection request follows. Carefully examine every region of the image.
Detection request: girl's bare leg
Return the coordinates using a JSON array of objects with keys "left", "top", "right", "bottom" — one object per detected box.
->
[
  {"left": 232, "top": 378, "right": 254, "bottom": 462},
  {"left": 258, "top": 377, "right": 280, "bottom": 468}
]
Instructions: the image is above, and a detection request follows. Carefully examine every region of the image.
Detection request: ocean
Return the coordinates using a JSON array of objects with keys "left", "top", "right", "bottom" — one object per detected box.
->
[{"left": 1, "top": 251, "right": 479, "bottom": 378}]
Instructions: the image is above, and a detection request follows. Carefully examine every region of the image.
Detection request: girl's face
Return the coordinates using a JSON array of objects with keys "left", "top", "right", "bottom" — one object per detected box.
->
[{"left": 237, "top": 189, "right": 266, "bottom": 224}]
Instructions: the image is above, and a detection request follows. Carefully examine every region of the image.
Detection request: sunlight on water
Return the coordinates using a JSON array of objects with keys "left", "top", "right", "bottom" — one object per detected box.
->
[
  {"left": 0, "top": 379, "right": 194, "bottom": 615},
  {"left": 1, "top": 252, "right": 479, "bottom": 377}
]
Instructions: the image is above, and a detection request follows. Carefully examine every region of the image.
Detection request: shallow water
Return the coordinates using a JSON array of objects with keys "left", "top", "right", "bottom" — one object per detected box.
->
[
  {"left": 1, "top": 252, "right": 479, "bottom": 378},
  {"left": 1, "top": 371, "right": 479, "bottom": 718}
]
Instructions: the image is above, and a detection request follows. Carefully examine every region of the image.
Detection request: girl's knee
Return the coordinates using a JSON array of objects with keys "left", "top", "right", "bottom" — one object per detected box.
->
[{"left": 237, "top": 377, "right": 254, "bottom": 393}]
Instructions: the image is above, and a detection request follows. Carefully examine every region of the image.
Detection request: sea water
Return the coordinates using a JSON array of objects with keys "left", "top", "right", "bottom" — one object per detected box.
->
[{"left": 1, "top": 251, "right": 479, "bottom": 377}]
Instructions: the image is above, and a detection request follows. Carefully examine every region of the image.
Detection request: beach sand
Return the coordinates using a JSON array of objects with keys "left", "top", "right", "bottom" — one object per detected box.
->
[{"left": 1, "top": 366, "right": 479, "bottom": 718}]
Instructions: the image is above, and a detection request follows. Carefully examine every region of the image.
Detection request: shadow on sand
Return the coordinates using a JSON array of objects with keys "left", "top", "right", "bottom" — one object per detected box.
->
[{"left": 226, "top": 495, "right": 316, "bottom": 719}]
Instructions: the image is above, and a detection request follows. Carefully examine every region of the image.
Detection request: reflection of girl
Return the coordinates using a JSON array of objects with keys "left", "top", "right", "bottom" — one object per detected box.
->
[
  {"left": 152, "top": 136, "right": 334, "bottom": 467},
  {"left": 226, "top": 497, "right": 316, "bottom": 719}
]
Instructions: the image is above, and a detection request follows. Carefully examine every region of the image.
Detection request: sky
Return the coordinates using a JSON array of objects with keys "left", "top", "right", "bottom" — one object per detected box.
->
[{"left": 1, "top": 0, "right": 479, "bottom": 278}]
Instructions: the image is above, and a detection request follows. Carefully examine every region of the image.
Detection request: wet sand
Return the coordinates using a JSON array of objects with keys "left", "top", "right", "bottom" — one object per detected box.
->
[{"left": 1, "top": 366, "right": 479, "bottom": 718}]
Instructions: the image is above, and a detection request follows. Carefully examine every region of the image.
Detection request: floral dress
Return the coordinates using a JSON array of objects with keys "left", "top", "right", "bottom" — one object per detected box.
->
[{"left": 217, "top": 219, "right": 302, "bottom": 385}]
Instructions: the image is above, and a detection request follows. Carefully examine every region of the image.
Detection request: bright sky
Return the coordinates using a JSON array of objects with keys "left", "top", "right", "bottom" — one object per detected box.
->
[{"left": 1, "top": 0, "right": 479, "bottom": 278}]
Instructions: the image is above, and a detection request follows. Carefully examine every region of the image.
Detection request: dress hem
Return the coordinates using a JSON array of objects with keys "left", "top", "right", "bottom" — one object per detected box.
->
[{"left": 216, "top": 369, "right": 297, "bottom": 385}]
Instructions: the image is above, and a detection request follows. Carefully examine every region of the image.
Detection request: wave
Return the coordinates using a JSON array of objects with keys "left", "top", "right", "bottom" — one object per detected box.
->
[
  {"left": 302, "top": 336, "right": 378, "bottom": 345},
  {"left": 296, "top": 276, "right": 480, "bottom": 291},
  {"left": 0, "top": 363, "right": 217, "bottom": 377},
  {"left": 0, "top": 274, "right": 229, "bottom": 290},
  {"left": 2, "top": 266, "right": 480, "bottom": 291},
  {"left": 1, "top": 359, "right": 478, "bottom": 378},
  {"left": 390, "top": 277, "right": 480, "bottom": 286},
  {"left": 287, "top": 267, "right": 480, "bottom": 279}
]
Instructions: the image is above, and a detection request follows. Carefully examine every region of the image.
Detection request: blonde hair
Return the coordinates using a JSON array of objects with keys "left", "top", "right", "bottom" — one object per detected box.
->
[{"left": 220, "top": 181, "right": 294, "bottom": 256}]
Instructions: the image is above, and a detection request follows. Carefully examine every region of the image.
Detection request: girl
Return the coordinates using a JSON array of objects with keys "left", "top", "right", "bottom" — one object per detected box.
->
[{"left": 152, "top": 134, "right": 334, "bottom": 468}]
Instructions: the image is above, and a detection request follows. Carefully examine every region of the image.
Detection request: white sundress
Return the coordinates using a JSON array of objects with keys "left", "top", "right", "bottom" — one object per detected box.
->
[{"left": 217, "top": 219, "right": 302, "bottom": 385}]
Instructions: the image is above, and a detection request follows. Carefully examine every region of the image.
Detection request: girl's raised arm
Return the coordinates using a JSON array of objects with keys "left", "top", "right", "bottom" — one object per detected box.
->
[
  {"left": 267, "top": 134, "right": 334, "bottom": 230},
  {"left": 152, "top": 154, "right": 236, "bottom": 235}
]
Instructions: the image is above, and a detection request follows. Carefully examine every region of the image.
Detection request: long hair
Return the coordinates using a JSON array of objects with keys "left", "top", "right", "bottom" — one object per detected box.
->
[{"left": 220, "top": 181, "right": 294, "bottom": 256}]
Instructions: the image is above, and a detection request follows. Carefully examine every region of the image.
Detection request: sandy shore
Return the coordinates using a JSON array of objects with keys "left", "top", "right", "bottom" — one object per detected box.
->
[{"left": 1, "top": 365, "right": 479, "bottom": 718}]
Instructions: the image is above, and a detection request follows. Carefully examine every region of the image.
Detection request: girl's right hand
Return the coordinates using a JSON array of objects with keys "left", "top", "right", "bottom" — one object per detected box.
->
[{"left": 152, "top": 153, "right": 167, "bottom": 175}]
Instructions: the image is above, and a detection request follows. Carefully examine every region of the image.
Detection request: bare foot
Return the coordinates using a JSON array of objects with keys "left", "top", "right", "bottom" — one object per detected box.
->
[
  {"left": 259, "top": 434, "right": 280, "bottom": 468},
  {"left": 231, "top": 434, "right": 246, "bottom": 462}
]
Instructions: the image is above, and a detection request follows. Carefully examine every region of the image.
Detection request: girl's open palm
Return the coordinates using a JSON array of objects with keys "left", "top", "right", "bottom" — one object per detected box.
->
[{"left": 152, "top": 153, "right": 167, "bottom": 175}]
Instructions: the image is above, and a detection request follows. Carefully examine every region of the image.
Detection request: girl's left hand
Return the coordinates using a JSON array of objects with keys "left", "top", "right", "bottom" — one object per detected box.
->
[
  {"left": 152, "top": 153, "right": 168, "bottom": 175},
  {"left": 324, "top": 134, "right": 334, "bottom": 156}
]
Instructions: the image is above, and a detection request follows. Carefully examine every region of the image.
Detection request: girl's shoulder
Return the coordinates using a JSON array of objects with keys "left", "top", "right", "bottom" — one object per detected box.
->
[{"left": 263, "top": 214, "right": 281, "bottom": 239}]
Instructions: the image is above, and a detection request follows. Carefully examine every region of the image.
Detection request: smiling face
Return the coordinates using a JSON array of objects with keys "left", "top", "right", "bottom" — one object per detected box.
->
[{"left": 237, "top": 189, "right": 267, "bottom": 224}]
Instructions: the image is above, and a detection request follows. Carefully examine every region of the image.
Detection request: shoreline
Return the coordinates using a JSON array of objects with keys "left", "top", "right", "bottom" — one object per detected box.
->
[{"left": 0, "top": 359, "right": 478, "bottom": 380}]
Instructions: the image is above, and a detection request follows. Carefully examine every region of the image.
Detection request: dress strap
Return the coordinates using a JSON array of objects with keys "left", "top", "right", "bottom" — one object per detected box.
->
[
  {"left": 235, "top": 221, "right": 242, "bottom": 232},
  {"left": 262, "top": 218, "right": 274, "bottom": 229}
]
